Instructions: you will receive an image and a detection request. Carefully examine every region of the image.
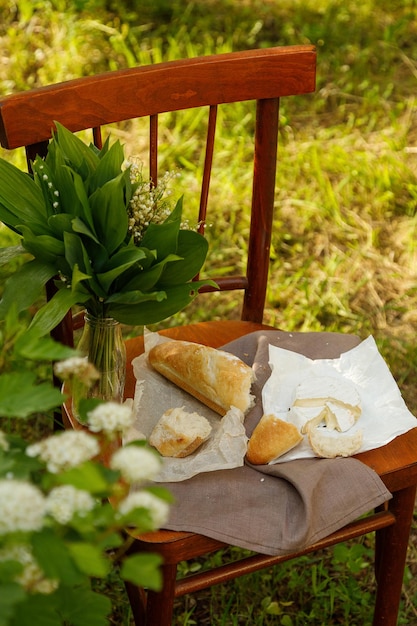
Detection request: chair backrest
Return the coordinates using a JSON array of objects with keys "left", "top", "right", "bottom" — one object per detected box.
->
[{"left": 0, "top": 45, "right": 316, "bottom": 343}]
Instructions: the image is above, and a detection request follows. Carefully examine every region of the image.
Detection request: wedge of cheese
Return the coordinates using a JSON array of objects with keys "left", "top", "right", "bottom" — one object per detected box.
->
[{"left": 292, "top": 376, "right": 361, "bottom": 434}]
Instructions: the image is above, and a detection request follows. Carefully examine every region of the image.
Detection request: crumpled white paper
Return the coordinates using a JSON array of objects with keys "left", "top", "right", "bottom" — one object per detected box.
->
[
  {"left": 126, "top": 332, "right": 248, "bottom": 482},
  {"left": 262, "top": 335, "right": 417, "bottom": 463}
]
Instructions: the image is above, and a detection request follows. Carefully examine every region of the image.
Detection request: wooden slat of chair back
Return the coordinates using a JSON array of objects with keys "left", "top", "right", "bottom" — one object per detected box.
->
[
  {"left": 0, "top": 46, "right": 315, "bottom": 148},
  {"left": 0, "top": 45, "right": 316, "bottom": 341}
]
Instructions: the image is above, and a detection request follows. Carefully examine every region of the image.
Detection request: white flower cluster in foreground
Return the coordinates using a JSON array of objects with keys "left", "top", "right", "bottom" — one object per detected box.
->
[
  {"left": 87, "top": 401, "right": 135, "bottom": 435},
  {"left": 46, "top": 485, "right": 96, "bottom": 524},
  {"left": 0, "top": 480, "right": 46, "bottom": 535},
  {"left": 54, "top": 356, "right": 99, "bottom": 385},
  {"left": 118, "top": 490, "right": 169, "bottom": 529},
  {"left": 26, "top": 430, "right": 100, "bottom": 473},
  {"left": 110, "top": 445, "right": 162, "bottom": 483}
]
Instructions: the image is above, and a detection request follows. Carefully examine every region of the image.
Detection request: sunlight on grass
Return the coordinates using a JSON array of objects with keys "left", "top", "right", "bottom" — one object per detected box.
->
[{"left": 1, "top": 0, "right": 417, "bottom": 624}]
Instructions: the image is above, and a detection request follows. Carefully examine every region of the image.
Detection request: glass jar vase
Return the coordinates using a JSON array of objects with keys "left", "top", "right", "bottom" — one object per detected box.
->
[{"left": 72, "top": 313, "right": 126, "bottom": 422}]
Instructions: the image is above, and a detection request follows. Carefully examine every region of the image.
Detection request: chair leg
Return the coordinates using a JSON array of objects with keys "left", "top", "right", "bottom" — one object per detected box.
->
[
  {"left": 372, "top": 484, "right": 416, "bottom": 626},
  {"left": 125, "top": 562, "right": 178, "bottom": 626}
]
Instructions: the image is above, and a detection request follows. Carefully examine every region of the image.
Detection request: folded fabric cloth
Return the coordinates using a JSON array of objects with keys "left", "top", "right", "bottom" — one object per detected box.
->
[{"left": 158, "top": 330, "right": 392, "bottom": 555}]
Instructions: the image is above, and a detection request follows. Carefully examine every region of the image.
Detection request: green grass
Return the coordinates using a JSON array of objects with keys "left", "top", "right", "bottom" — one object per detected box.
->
[{"left": 2, "top": 0, "right": 417, "bottom": 624}]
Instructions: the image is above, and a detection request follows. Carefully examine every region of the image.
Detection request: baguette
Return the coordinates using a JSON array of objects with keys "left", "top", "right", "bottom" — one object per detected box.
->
[
  {"left": 149, "top": 406, "right": 212, "bottom": 458},
  {"left": 148, "top": 340, "right": 255, "bottom": 416},
  {"left": 246, "top": 414, "right": 303, "bottom": 464}
]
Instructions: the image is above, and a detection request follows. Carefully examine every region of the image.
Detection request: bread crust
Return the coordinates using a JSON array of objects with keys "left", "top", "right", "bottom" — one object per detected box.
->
[
  {"left": 246, "top": 414, "right": 303, "bottom": 464},
  {"left": 148, "top": 341, "right": 255, "bottom": 416}
]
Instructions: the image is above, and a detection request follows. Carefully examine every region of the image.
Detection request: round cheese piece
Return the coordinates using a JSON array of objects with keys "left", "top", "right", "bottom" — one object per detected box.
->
[{"left": 307, "top": 426, "right": 363, "bottom": 458}]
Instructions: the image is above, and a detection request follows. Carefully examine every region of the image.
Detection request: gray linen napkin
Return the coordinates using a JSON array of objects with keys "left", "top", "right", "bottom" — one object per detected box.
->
[{"left": 160, "top": 330, "right": 392, "bottom": 555}]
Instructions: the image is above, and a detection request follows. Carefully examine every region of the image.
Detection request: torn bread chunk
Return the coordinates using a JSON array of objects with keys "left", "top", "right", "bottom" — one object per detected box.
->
[
  {"left": 246, "top": 414, "right": 303, "bottom": 465},
  {"left": 149, "top": 407, "right": 212, "bottom": 458}
]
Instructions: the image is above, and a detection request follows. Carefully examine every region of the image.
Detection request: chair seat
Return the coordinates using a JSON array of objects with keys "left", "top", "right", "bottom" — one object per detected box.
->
[
  {"left": 67, "top": 317, "right": 417, "bottom": 494},
  {"left": 120, "top": 320, "right": 417, "bottom": 626}
]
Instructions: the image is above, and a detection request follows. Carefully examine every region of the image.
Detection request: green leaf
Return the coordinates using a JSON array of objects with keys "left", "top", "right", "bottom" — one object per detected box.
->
[
  {"left": 52, "top": 122, "right": 99, "bottom": 177},
  {"left": 71, "top": 216, "right": 100, "bottom": 244},
  {"left": 29, "top": 286, "right": 86, "bottom": 337},
  {"left": 32, "top": 528, "right": 86, "bottom": 585},
  {"left": 14, "top": 329, "right": 77, "bottom": 361},
  {"left": 88, "top": 139, "right": 125, "bottom": 190},
  {"left": 63, "top": 230, "right": 93, "bottom": 275},
  {"left": 56, "top": 461, "right": 110, "bottom": 495},
  {"left": 20, "top": 226, "right": 65, "bottom": 263},
  {"left": 0, "top": 372, "right": 64, "bottom": 418},
  {"left": 0, "top": 583, "right": 25, "bottom": 626},
  {"left": 0, "top": 258, "right": 56, "bottom": 317},
  {"left": 0, "top": 158, "right": 46, "bottom": 228},
  {"left": 158, "top": 229, "right": 209, "bottom": 285},
  {"left": 108, "top": 280, "right": 212, "bottom": 325},
  {"left": 88, "top": 171, "right": 130, "bottom": 254},
  {"left": 120, "top": 553, "right": 163, "bottom": 590},
  {"left": 47, "top": 213, "right": 74, "bottom": 238},
  {"left": 140, "top": 197, "right": 182, "bottom": 259},
  {"left": 67, "top": 542, "right": 110, "bottom": 578},
  {"left": 96, "top": 247, "right": 156, "bottom": 292},
  {"left": 54, "top": 584, "right": 111, "bottom": 626},
  {"left": 0, "top": 445, "right": 43, "bottom": 480},
  {"left": 116, "top": 253, "right": 182, "bottom": 292},
  {"left": 102, "top": 244, "right": 148, "bottom": 273},
  {"left": 69, "top": 168, "right": 97, "bottom": 232},
  {"left": 106, "top": 288, "right": 166, "bottom": 306},
  {"left": 6, "top": 591, "right": 60, "bottom": 626},
  {"left": 41, "top": 146, "right": 86, "bottom": 217}
]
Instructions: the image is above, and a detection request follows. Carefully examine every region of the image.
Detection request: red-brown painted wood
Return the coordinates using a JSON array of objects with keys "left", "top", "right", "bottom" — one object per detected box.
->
[{"left": 0, "top": 46, "right": 316, "bottom": 149}]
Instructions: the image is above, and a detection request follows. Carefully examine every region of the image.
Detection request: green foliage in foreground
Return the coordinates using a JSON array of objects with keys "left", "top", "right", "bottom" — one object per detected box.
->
[{"left": 0, "top": 311, "right": 171, "bottom": 626}]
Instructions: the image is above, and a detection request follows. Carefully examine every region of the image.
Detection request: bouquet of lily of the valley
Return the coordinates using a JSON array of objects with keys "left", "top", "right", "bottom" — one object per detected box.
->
[{"left": 0, "top": 122, "right": 212, "bottom": 336}]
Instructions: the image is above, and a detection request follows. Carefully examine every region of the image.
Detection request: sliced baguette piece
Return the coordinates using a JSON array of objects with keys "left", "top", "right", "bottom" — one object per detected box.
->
[
  {"left": 149, "top": 407, "right": 212, "bottom": 458},
  {"left": 148, "top": 340, "right": 255, "bottom": 416},
  {"left": 246, "top": 414, "right": 303, "bottom": 465}
]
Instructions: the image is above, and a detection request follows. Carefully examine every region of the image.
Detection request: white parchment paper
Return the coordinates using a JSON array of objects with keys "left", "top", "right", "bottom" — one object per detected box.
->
[
  {"left": 262, "top": 335, "right": 417, "bottom": 463},
  {"left": 126, "top": 333, "right": 248, "bottom": 482}
]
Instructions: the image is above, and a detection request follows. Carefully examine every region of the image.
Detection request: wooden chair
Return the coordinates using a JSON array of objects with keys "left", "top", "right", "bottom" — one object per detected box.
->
[{"left": 0, "top": 45, "right": 416, "bottom": 626}]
